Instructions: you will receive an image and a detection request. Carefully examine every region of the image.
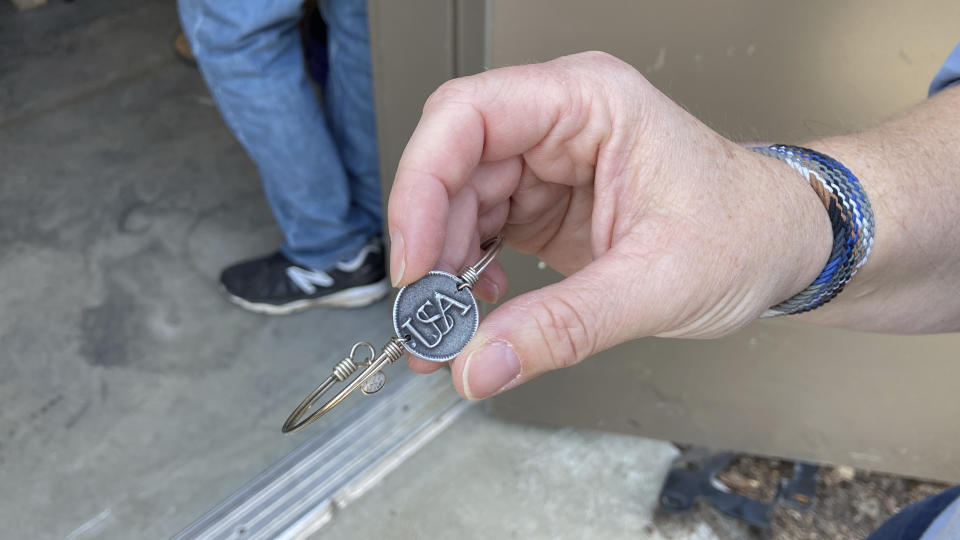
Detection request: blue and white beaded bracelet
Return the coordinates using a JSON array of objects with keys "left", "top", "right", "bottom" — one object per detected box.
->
[{"left": 749, "top": 144, "right": 875, "bottom": 317}]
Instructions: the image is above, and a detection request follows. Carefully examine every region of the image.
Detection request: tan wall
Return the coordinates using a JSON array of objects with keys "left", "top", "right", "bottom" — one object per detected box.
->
[
  {"left": 486, "top": 1, "right": 957, "bottom": 141},
  {"left": 369, "top": 0, "right": 960, "bottom": 481}
]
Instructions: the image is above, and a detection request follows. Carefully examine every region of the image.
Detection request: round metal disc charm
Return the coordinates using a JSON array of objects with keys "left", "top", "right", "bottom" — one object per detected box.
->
[
  {"left": 392, "top": 271, "right": 479, "bottom": 362},
  {"left": 360, "top": 371, "right": 386, "bottom": 395}
]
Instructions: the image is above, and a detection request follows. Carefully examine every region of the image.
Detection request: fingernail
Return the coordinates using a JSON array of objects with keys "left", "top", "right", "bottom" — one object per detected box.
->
[
  {"left": 489, "top": 280, "right": 501, "bottom": 303},
  {"left": 463, "top": 341, "right": 521, "bottom": 400},
  {"left": 480, "top": 274, "right": 501, "bottom": 303},
  {"left": 390, "top": 230, "right": 405, "bottom": 287}
]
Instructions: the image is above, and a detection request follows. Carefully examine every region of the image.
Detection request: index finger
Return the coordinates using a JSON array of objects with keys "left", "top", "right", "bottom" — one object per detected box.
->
[{"left": 387, "top": 61, "right": 571, "bottom": 287}]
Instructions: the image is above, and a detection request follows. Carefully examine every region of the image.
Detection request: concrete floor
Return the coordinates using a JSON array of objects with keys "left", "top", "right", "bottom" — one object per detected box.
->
[
  {"left": 1, "top": 2, "right": 397, "bottom": 537},
  {"left": 0, "top": 3, "right": 751, "bottom": 539},
  {"left": 317, "top": 406, "right": 755, "bottom": 540}
]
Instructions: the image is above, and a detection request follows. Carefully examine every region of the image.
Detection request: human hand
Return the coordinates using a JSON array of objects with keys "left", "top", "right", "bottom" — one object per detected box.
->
[{"left": 388, "top": 51, "right": 831, "bottom": 399}]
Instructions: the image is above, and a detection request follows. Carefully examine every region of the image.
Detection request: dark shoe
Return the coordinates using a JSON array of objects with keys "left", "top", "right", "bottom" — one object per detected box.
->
[{"left": 219, "top": 239, "right": 390, "bottom": 315}]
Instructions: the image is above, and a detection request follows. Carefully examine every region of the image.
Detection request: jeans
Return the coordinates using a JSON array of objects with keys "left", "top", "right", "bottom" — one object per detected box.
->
[
  {"left": 866, "top": 485, "right": 960, "bottom": 540},
  {"left": 178, "top": 0, "right": 382, "bottom": 270}
]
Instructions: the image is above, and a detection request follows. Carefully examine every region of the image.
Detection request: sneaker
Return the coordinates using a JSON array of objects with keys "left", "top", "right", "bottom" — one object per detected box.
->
[{"left": 219, "top": 239, "right": 390, "bottom": 315}]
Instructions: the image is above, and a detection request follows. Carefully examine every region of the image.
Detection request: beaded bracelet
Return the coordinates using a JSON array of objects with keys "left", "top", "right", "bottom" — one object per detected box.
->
[{"left": 749, "top": 145, "right": 874, "bottom": 317}]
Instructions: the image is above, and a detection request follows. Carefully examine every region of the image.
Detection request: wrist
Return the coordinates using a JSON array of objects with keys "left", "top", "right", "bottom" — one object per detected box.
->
[
  {"left": 799, "top": 90, "right": 960, "bottom": 332},
  {"left": 791, "top": 135, "right": 893, "bottom": 326},
  {"left": 736, "top": 144, "right": 834, "bottom": 314},
  {"left": 779, "top": 135, "right": 915, "bottom": 330},
  {"left": 750, "top": 144, "right": 875, "bottom": 316}
]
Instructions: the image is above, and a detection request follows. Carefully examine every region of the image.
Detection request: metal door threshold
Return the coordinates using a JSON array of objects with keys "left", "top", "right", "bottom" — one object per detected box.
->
[{"left": 177, "top": 370, "right": 471, "bottom": 540}]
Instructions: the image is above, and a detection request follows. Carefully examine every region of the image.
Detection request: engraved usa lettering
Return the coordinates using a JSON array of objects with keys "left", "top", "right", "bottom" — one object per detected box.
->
[{"left": 399, "top": 292, "right": 472, "bottom": 349}]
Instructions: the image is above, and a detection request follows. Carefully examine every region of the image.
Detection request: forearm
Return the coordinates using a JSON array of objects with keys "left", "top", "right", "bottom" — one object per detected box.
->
[{"left": 789, "top": 85, "right": 960, "bottom": 333}]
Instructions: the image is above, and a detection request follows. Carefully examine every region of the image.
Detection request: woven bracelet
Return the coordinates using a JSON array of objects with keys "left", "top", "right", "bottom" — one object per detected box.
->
[{"left": 749, "top": 144, "right": 874, "bottom": 317}]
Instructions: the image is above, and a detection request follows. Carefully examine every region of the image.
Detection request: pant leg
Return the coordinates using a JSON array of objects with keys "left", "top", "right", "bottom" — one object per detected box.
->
[
  {"left": 320, "top": 0, "right": 382, "bottom": 237},
  {"left": 866, "top": 485, "right": 960, "bottom": 540},
  {"left": 178, "top": 0, "right": 372, "bottom": 269}
]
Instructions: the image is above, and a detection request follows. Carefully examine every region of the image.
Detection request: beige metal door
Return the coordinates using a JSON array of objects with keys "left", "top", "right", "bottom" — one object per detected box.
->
[{"left": 369, "top": 0, "right": 960, "bottom": 482}]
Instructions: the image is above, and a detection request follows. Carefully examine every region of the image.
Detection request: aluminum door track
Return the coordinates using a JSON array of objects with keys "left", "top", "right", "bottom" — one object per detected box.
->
[{"left": 177, "top": 369, "right": 470, "bottom": 540}]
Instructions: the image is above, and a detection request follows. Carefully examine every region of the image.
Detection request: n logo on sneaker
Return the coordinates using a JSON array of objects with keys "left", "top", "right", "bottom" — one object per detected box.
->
[{"left": 286, "top": 266, "right": 334, "bottom": 295}]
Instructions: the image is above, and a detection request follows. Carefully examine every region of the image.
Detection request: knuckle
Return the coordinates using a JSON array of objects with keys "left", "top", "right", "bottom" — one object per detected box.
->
[
  {"left": 571, "top": 50, "right": 630, "bottom": 72},
  {"left": 528, "top": 294, "right": 597, "bottom": 371},
  {"left": 578, "top": 50, "right": 618, "bottom": 64},
  {"left": 424, "top": 78, "right": 474, "bottom": 111}
]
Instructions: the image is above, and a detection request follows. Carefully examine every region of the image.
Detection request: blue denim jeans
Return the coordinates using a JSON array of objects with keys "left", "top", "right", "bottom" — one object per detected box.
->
[
  {"left": 178, "top": 0, "right": 382, "bottom": 270},
  {"left": 866, "top": 485, "right": 960, "bottom": 540}
]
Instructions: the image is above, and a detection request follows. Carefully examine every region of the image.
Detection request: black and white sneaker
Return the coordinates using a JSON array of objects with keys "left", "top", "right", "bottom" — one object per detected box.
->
[{"left": 218, "top": 239, "right": 391, "bottom": 315}]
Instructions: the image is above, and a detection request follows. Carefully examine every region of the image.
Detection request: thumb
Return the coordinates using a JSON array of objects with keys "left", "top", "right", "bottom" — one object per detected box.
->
[{"left": 451, "top": 252, "right": 648, "bottom": 400}]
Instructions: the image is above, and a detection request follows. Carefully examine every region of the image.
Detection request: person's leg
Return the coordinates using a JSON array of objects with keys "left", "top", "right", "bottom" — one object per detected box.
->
[
  {"left": 178, "top": 0, "right": 373, "bottom": 269},
  {"left": 320, "top": 0, "right": 382, "bottom": 240},
  {"left": 866, "top": 485, "right": 960, "bottom": 540},
  {"left": 177, "top": 0, "right": 388, "bottom": 313}
]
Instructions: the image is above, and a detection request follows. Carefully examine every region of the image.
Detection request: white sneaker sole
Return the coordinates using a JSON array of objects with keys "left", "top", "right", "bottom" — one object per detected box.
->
[{"left": 223, "top": 279, "right": 392, "bottom": 315}]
